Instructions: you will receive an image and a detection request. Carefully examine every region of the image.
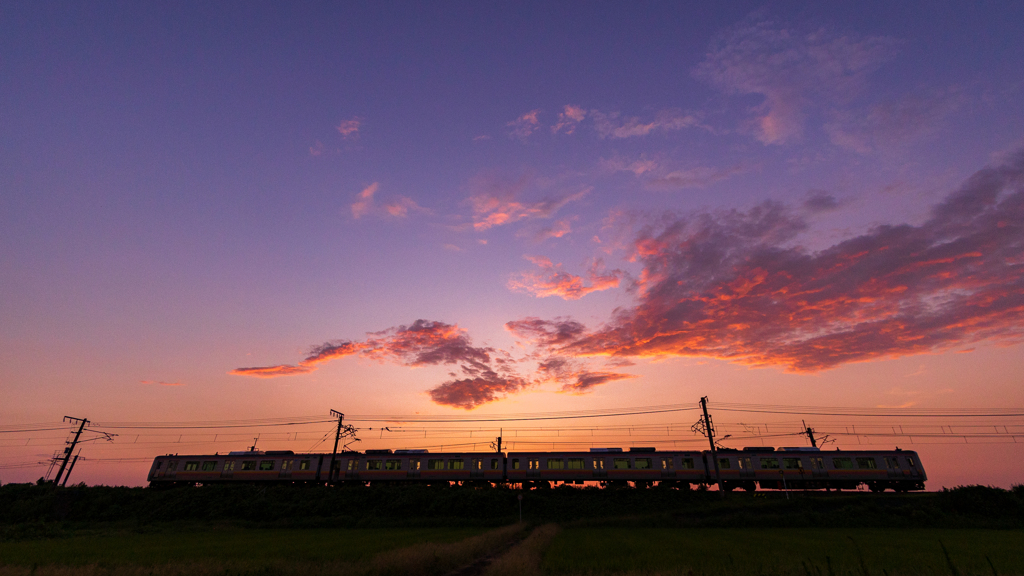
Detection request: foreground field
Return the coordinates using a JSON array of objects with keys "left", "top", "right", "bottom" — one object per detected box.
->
[{"left": 542, "top": 528, "right": 1024, "bottom": 576}]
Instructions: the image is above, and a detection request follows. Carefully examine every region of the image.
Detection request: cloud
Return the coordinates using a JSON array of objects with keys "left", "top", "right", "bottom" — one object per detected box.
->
[
  {"left": 470, "top": 185, "right": 589, "bottom": 231},
  {"left": 231, "top": 320, "right": 528, "bottom": 409},
  {"left": 309, "top": 140, "right": 324, "bottom": 156},
  {"left": 508, "top": 256, "right": 623, "bottom": 300},
  {"left": 591, "top": 109, "right": 700, "bottom": 138},
  {"left": 824, "top": 88, "right": 965, "bottom": 153},
  {"left": 534, "top": 355, "right": 636, "bottom": 393},
  {"left": 603, "top": 155, "right": 660, "bottom": 176},
  {"left": 139, "top": 380, "right": 185, "bottom": 386},
  {"left": 351, "top": 183, "right": 379, "bottom": 219},
  {"left": 803, "top": 190, "right": 841, "bottom": 212},
  {"left": 337, "top": 118, "right": 361, "bottom": 138},
  {"left": 384, "top": 196, "right": 430, "bottom": 218},
  {"left": 511, "top": 149, "right": 1024, "bottom": 372},
  {"left": 532, "top": 219, "right": 572, "bottom": 242},
  {"left": 693, "top": 16, "right": 900, "bottom": 144},
  {"left": 507, "top": 110, "right": 541, "bottom": 139},
  {"left": 552, "top": 105, "right": 587, "bottom": 134},
  {"left": 647, "top": 165, "right": 745, "bottom": 189}
]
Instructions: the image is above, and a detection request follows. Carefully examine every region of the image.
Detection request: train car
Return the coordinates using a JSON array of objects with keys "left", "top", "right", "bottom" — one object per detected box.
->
[
  {"left": 342, "top": 449, "right": 504, "bottom": 486},
  {"left": 148, "top": 450, "right": 349, "bottom": 486},
  {"left": 712, "top": 447, "right": 926, "bottom": 492},
  {"left": 506, "top": 448, "right": 708, "bottom": 489}
]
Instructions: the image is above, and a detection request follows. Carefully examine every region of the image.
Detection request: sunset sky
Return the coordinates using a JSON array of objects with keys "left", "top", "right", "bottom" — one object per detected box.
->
[{"left": 2, "top": 2, "right": 1023, "bottom": 488}]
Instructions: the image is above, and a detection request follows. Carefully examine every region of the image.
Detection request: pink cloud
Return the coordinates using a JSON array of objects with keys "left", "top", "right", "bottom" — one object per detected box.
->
[
  {"left": 384, "top": 196, "right": 430, "bottom": 218},
  {"left": 139, "top": 380, "right": 185, "bottom": 386},
  {"left": 350, "top": 183, "right": 379, "bottom": 219},
  {"left": 337, "top": 118, "right": 361, "bottom": 138},
  {"left": 509, "top": 148, "right": 1024, "bottom": 372},
  {"left": 470, "top": 187, "right": 588, "bottom": 231},
  {"left": 591, "top": 109, "right": 700, "bottom": 138},
  {"left": 508, "top": 256, "right": 623, "bottom": 300},
  {"left": 552, "top": 105, "right": 587, "bottom": 134},
  {"left": 507, "top": 109, "right": 541, "bottom": 139}
]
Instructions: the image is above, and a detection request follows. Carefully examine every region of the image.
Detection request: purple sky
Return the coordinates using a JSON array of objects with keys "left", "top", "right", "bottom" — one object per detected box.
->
[{"left": 2, "top": 2, "right": 1023, "bottom": 487}]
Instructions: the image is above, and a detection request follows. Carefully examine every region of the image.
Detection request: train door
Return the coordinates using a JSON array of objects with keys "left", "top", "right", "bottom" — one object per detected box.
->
[
  {"left": 884, "top": 455, "right": 902, "bottom": 479},
  {"left": 738, "top": 456, "right": 754, "bottom": 480}
]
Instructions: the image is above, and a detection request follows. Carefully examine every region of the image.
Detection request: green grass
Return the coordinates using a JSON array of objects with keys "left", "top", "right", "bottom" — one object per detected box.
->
[
  {"left": 542, "top": 528, "right": 1024, "bottom": 575},
  {"left": 0, "top": 526, "right": 482, "bottom": 567}
]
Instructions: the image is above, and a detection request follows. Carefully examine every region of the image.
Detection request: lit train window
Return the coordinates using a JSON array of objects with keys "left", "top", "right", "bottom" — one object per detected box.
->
[
  {"left": 718, "top": 459, "right": 731, "bottom": 469},
  {"left": 202, "top": 461, "right": 216, "bottom": 471},
  {"left": 241, "top": 461, "right": 256, "bottom": 471},
  {"left": 448, "top": 459, "right": 465, "bottom": 470},
  {"left": 783, "top": 458, "right": 802, "bottom": 470},
  {"left": 680, "top": 458, "right": 694, "bottom": 469},
  {"left": 259, "top": 460, "right": 274, "bottom": 471},
  {"left": 491, "top": 459, "right": 499, "bottom": 470},
  {"left": 613, "top": 458, "right": 631, "bottom": 469},
  {"left": 512, "top": 459, "right": 520, "bottom": 469},
  {"left": 592, "top": 459, "right": 604, "bottom": 470},
  {"left": 385, "top": 459, "right": 401, "bottom": 470},
  {"left": 811, "top": 457, "right": 824, "bottom": 470},
  {"left": 635, "top": 458, "right": 652, "bottom": 469},
  {"left": 299, "top": 460, "right": 310, "bottom": 470},
  {"left": 856, "top": 458, "right": 876, "bottom": 469},
  {"left": 428, "top": 459, "right": 444, "bottom": 470},
  {"left": 367, "top": 460, "right": 382, "bottom": 470},
  {"left": 280, "top": 460, "right": 290, "bottom": 471},
  {"left": 411, "top": 460, "right": 421, "bottom": 471},
  {"left": 547, "top": 459, "right": 564, "bottom": 469},
  {"left": 568, "top": 458, "right": 584, "bottom": 469},
  {"left": 832, "top": 458, "right": 854, "bottom": 469},
  {"left": 759, "top": 458, "right": 780, "bottom": 470},
  {"left": 184, "top": 462, "right": 200, "bottom": 471},
  {"left": 907, "top": 457, "right": 915, "bottom": 467},
  {"left": 661, "top": 458, "right": 673, "bottom": 470},
  {"left": 223, "top": 461, "right": 235, "bottom": 472},
  {"left": 346, "top": 459, "right": 356, "bottom": 471},
  {"left": 474, "top": 459, "right": 482, "bottom": 470}
]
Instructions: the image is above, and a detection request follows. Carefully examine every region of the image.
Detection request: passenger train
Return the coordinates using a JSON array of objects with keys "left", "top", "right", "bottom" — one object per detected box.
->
[{"left": 147, "top": 445, "right": 926, "bottom": 492}]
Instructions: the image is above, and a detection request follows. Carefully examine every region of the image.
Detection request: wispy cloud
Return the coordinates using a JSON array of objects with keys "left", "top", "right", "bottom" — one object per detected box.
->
[
  {"left": 139, "top": 380, "right": 185, "bottom": 386},
  {"left": 591, "top": 109, "right": 701, "bottom": 139},
  {"left": 384, "top": 196, "right": 430, "bottom": 218},
  {"left": 508, "top": 148, "right": 1024, "bottom": 372},
  {"left": 508, "top": 256, "right": 622, "bottom": 300},
  {"left": 803, "top": 190, "right": 842, "bottom": 212},
  {"left": 337, "top": 117, "right": 361, "bottom": 138},
  {"left": 693, "top": 15, "right": 900, "bottom": 144},
  {"left": 350, "top": 182, "right": 379, "bottom": 219},
  {"left": 825, "top": 88, "right": 965, "bottom": 154},
  {"left": 470, "top": 185, "right": 589, "bottom": 231},
  {"left": 309, "top": 140, "right": 324, "bottom": 157},
  {"left": 552, "top": 105, "right": 587, "bottom": 134},
  {"left": 534, "top": 355, "right": 636, "bottom": 393},
  {"left": 647, "top": 164, "right": 745, "bottom": 189},
  {"left": 507, "top": 109, "right": 541, "bottom": 139}
]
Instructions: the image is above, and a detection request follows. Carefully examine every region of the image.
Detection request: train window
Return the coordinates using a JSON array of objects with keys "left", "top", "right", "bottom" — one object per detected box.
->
[
  {"left": 811, "top": 457, "right": 824, "bottom": 470},
  {"left": 366, "top": 460, "right": 382, "bottom": 470},
  {"left": 856, "top": 457, "right": 877, "bottom": 469},
  {"left": 223, "top": 461, "right": 235, "bottom": 472},
  {"left": 156, "top": 461, "right": 163, "bottom": 469},
  {"left": 739, "top": 457, "right": 752, "bottom": 470},
  {"left": 547, "top": 459, "right": 564, "bottom": 469},
  {"left": 428, "top": 459, "right": 444, "bottom": 470},
  {"left": 202, "top": 461, "right": 217, "bottom": 471},
  {"left": 833, "top": 458, "right": 854, "bottom": 469},
  {"left": 385, "top": 459, "right": 401, "bottom": 470},
  {"left": 448, "top": 459, "right": 465, "bottom": 470},
  {"left": 491, "top": 459, "right": 499, "bottom": 470},
  {"left": 529, "top": 460, "right": 536, "bottom": 470},
  {"left": 241, "top": 461, "right": 256, "bottom": 471},
  {"left": 259, "top": 460, "right": 275, "bottom": 471},
  {"left": 661, "top": 458, "right": 673, "bottom": 470},
  {"left": 184, "top": 461, "right": 200, "bottom": 471},
  {"left": 299, "top": 460, "right": 310, "bottom": 470},
  {"left": 759, "top": 458, "right": 779, "bottom": 469},
  {"left": 346, "top": 459, "right": 356, "bottom": 471},
  {"left": 568, "top": 458, "right": 584, "bottom": 469},
  {"left": 884, "top": 457, "right": 901, "bottom": 469},
  {"left": 592, "top": 459, "right": 604, "bottom": 470},
  {"left": 332, "top": 460, "right": 342, "bottom": 471},
  {"left": 281, "top": 460, "right": 291, "bottom": 471},
  {"left": 680, "top": 458, "right": 694, "bottom": 469},
  {"left": 412, "top": 460, "right": 421, "bottom": 471},
  {"left": 167, "top": 461, "right": 178, "bottom": 471},
  {"left": 512, "top": 459, "right": 520, "bottom": 470},
  {"left": 613, "top": 458, "right": 631, "bottom": 469},
  {"left": 474, "top": 459, "right": 482, "bottom": 470},
  {"left": 783, "top": 458, "right": 803, "bottom": 470},
  {"left": 906, "top": 457, "right": 915, "bottom": 467},
  {"left": 635, "top": 458, "right": 652, "bottom": 469},
  {"left": 718, "top": 458, "right": 731, "bottom": 469}
]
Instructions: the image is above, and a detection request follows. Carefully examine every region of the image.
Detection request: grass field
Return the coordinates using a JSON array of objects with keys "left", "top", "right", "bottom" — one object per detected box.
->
[{"left": 541, "top": 528, "right": 1024, "bottom": 575}]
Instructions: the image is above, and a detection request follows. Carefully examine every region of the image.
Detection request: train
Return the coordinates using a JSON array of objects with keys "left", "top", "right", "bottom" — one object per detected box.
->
[{"left": 147, "top": 445, "right": 927, "bottom": 492}]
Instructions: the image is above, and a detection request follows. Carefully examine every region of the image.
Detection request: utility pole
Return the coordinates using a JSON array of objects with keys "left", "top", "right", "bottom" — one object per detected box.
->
[
  {"left": 495, "top": 429, "right": 502, "bottom": 454},
  {"left": 329, "top": 410, "right": 344, "bottom": 484},
  {"left": 802, "top": 420, "right": 817, "bottom": 448},
  {"left": 699, "top": 397, "right": 723, "bottom": 495},
  {"left": 61, "top": 452, "right": 80, "bottom": 487},
  {"left": 53, "top": 417, "right": 88, "bottom": 487}
]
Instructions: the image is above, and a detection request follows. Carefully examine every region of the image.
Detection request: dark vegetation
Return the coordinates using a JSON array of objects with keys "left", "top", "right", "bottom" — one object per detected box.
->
[{"left": 1, "top": 483, "right": 1022, "bottom": 539}]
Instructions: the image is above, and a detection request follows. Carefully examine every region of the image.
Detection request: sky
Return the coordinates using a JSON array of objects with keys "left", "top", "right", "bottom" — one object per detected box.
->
[{"left": 2, "top": 1, "right": 1023, "bottom": 488}]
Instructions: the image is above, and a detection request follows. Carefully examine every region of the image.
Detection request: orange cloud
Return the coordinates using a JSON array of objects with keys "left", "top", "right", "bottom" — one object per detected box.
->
[
  {"left": 470, "top": 188, "right": 588, "bottom": 231},
  {"left": 508, "top": 256, "right": 622, "bottom": 300},
  {"left": 229, "top": 365, "right": 315, "bottom": 378},
  {"left": 511, "top": 149, "right": 1024, "bottom": 372},
  {"left": 384, "top": 196, "right": 429, "bottom": 218}
]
